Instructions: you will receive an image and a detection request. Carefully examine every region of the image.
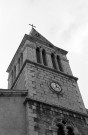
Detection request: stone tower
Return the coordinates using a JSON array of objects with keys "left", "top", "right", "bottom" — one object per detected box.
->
[{"left": 7, "top": 28, "right": 88, "bottom": 135}]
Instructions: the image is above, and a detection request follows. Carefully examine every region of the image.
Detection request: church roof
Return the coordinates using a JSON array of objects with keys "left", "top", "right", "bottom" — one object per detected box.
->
[{"left": 29, "top": 28, "right": 56, "bottom": 45}]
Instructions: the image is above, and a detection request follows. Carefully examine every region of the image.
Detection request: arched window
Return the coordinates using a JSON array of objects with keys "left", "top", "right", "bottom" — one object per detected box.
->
[
  {"left": 18, "top": 58, "right": 20, "bottom": 72},
  {"left": 51, "top": 53, "right": 57, "bottom": 70},
  {"left": 42, "top": 49, "right": 47, "bottom": 66},
  {"left": 14, "top": 66, "right": 16, "bottom": 80},
  {"left": 57, "top": 55, "right": 63, "bottom": 72},
  {"left": 20, "top": 53, "right": 23, "bottom": 67},
  {"left": 67, "top": 126, "right": 74, "bottom": 135},
  {"left": 57, "top": 124, "right": 65, "bottom": 135},
  {"left": 36, "top": 47, "right": 41, "bottom": 64}
]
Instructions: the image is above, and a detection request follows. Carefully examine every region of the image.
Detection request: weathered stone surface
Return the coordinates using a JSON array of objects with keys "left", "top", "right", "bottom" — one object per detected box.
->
[
  {"left": 0, "top": 96, "right": 26, "bottom": 135},
  {"left": 24, "top": 63, "right": 86, "bottom": 114},
  {"left": 33, "top": 101, "right": 88, "bottom": 135}
]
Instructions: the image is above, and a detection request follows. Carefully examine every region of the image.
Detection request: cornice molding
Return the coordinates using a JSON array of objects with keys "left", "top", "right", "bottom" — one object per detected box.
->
[
  {"left": 26, "top": 35, "right": 68, "bottom": 55},
  {"left": 0, "top": 89, "right": 28, "bottom": 97},
  {"left": 24, "top": 97, "right": 88, "bottom": 118},
  {"left": 25, "top": 60, "right": 78, "bottom": 81},
  {"left": 11, "top": 59, "right": 78, "bottom": 89}
]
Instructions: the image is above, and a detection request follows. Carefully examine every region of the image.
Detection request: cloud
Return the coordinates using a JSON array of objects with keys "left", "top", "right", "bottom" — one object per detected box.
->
[{"left": 52, "top": 0, "right": 88, "bottom": 54}]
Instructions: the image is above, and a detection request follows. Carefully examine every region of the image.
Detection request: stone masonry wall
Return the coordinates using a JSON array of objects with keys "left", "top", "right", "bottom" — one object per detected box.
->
[
  {"left": 26, "top": 102, "right": 38, "bottom": 135},
  {"left": 25, "top": 62, "right": 87, "bottom": 114},
  {"left": 8, "top": 39, "right": 73, "bottom": 89},
  {"left": 26, "top": 100, "right": 88, "bottom": 135}
]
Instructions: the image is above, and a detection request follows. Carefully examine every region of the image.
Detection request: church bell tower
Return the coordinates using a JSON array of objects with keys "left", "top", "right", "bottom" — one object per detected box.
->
[{"left": 7, "top": 28, "right": 88, "bottom": 135}]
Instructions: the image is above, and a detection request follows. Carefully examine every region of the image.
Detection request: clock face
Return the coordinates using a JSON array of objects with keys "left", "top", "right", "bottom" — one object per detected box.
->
[{"left": 50, "top": 82, "right": 62, "bottom": 93}]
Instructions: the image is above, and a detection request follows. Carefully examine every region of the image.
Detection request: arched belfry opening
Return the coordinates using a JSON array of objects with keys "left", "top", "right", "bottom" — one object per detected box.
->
[
  {"left": 36, "top": 47, "right": 41, "bottom": 64},
  {"left": 57, "top": 123, "right": 65, "bottom": 135},
  {"left": 57, "top": 123, "right": 75, "bottom": 135},
  {"left": 57, "top": 55, "right": 63, "bottom": 72},
  {"left": 52, "top": 117, "right": 75, "bottom": 135},
  {"left": 51, "top": 53, "right": 57, "bottom": 70},
  {"left": 42, "top": 49, "right": 47, "bottom": 66}
]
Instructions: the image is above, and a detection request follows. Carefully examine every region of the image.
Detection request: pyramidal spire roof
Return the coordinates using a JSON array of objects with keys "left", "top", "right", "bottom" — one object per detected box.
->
[
  {"left": 29, "top": 28, "right": 67, "bottom": 54},
  {"left": 29, "top": 28, "right": 53, "bottom": 45}
]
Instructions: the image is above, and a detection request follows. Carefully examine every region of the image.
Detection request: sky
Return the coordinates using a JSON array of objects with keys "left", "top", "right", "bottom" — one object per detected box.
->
[{"left": 0, "top": 0, "right": 88, "bottom": 108}]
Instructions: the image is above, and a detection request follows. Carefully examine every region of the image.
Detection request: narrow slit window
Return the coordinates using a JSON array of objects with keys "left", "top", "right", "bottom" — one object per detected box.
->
[
  {"left": 57, "top": 55, "right": 63, "bottom": 72},
  {"left": 11, "top": 70, "right": 13, "bottom": 85},
  {"left": 14, "top": 66, "right": 16, "bottom": 80},
  {"left": 51, "top": 53, "right": 57, "bottom": 69},
  {"left": 42, "top": 49, "right": 47, "bottom": 66},
  {"left": 18, "top": 58, "right": 20, "bottom": 72},
  {"left": 20, "top": 53, "right": 23, "bottom": 67},
  {"left": 36, "top": 47, "right": 41, "bottom": 64}
]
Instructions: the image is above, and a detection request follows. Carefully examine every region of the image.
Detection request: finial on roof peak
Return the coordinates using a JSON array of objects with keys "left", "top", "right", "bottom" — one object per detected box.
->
[{"left": 29, "top": 24, "right": 36, "bottom": 29}]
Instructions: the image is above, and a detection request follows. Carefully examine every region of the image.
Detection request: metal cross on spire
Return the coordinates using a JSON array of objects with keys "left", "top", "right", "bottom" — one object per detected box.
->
[{"left": 29, "top": 24, "right": 36, "bottom": 28}]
